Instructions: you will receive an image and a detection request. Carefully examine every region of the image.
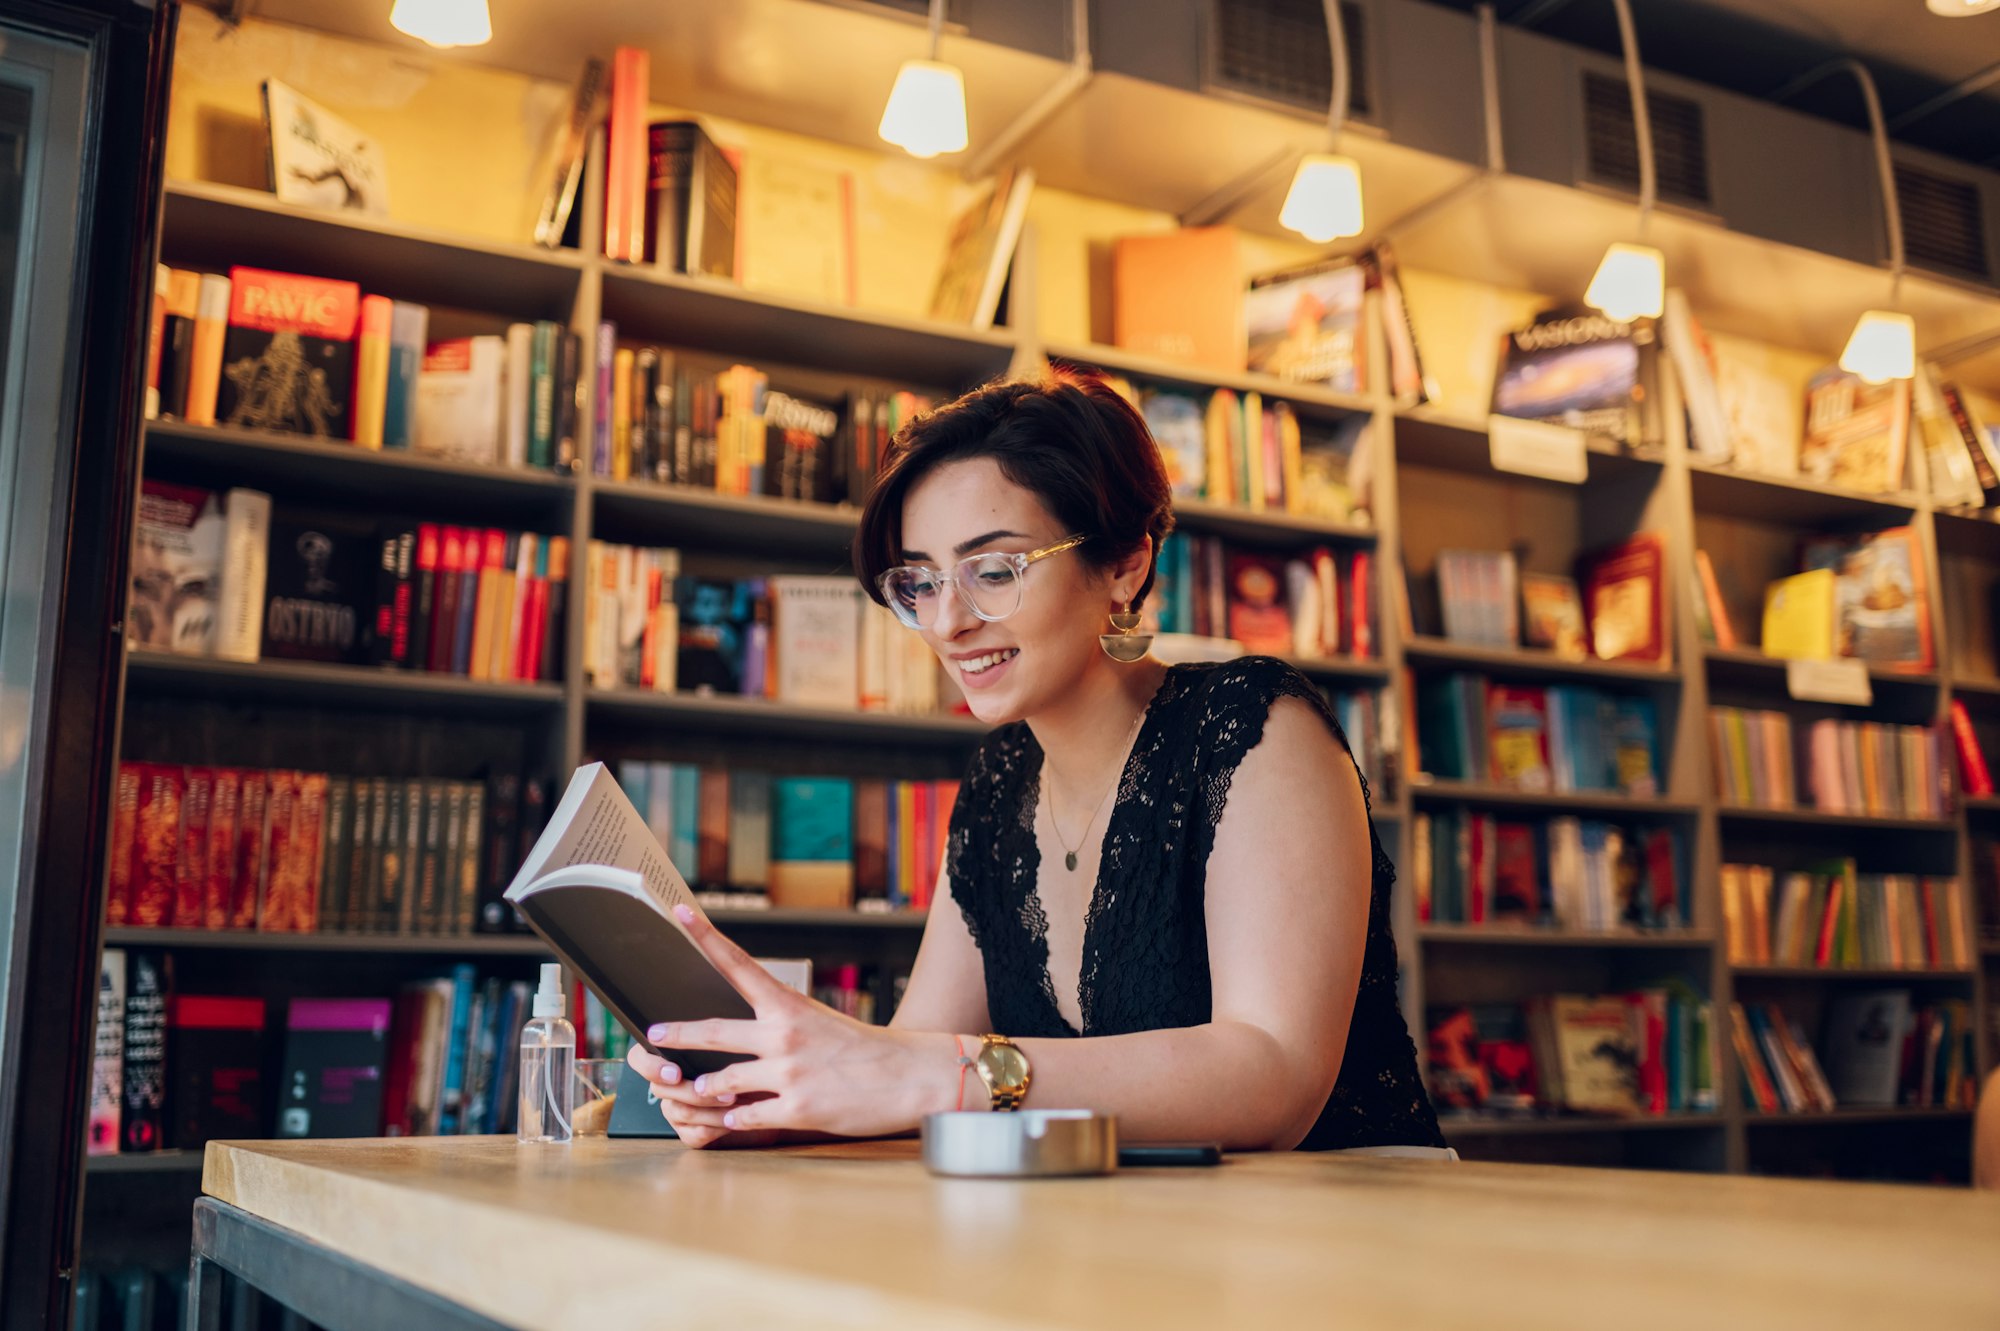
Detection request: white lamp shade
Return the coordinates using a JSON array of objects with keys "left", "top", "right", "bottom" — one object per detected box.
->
[
  {"left": 1925, "top": 0, "right": 2000, "bottom": 15},
  {"left": 1585, "top": 243, "right": 1665, "bottom": 322},
  {"left": 1279, "top": 154, "right": 1365, "bottom": 243},
  {"left": 390, "top": 0, "right": 492, "bottom": 47},
  {"left": 1839, "top": 310, "right": 1916, "bottom": 384},
  {"left": 878, "top": 60, "right": 969, "bottom": 159}
]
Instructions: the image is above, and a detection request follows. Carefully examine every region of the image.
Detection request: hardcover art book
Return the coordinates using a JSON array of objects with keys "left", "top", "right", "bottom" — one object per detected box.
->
[
  {"left": 1491, "top": 309, "right": 1656, "bottom": 450},
  {"left": 261, "top": 508, "right": 376, "bottom": 665},
  {"left": 1799, "top": 367, "right": 1911, "bottom": 494},
  {"left": 1244, "top": 257, "right": 1367, "bottom": 391},
  {"left": 262, "top": 80, "right": 389, "bottom": 215},
  {"left": 1579, "top": 533, "right": 1667, "bottom": 665},
  {"left": 1797, "top": 526, "right": 1932, "bottom": 672},
  {"left": 930, "top": 167, "right": 1034, "bottom": 330},
  {"left": 128, "top": 480, "right": 224, "bottom": 656}
]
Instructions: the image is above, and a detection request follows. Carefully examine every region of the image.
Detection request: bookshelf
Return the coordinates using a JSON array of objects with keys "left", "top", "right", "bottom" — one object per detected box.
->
[{"left": 93, "top": 41, "right": 2000, "bottom": 1196}]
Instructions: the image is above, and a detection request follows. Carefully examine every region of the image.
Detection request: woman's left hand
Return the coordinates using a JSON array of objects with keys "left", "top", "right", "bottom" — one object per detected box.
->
[{"left": 629, "top": 904, "right": 960, "bottom": 1145}]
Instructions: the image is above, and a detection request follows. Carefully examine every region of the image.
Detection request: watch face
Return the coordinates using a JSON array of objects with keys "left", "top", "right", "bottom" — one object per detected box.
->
[{"left": 984, "top": 1041, "right": 1029, "bottom": 1088}]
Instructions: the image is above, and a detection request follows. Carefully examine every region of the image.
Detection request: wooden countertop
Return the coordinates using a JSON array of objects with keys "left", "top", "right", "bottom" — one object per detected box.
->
[{"left": 202, "top": 1136, "right": 2000, "bottom": 1331}]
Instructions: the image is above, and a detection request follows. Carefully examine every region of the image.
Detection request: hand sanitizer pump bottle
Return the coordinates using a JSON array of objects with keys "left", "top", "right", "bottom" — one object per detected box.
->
[{"left": 518, "top": 962, "right": 575, "bottom": 1143}]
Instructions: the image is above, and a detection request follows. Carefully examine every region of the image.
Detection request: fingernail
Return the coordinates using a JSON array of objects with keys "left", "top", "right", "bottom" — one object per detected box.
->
[
  {"left": 693, "top": 1075, "right": 707, "bottom": 1094},
  {"left": 673, "top": 904, "right": 695, "bottom": 923},
  {"left": 661, "top": 1064, "right": 680, "bottom": 1085},
  {"left": 647, "top": 1024, "right": 669, "bottom": 1041},
  {"left": 723, "top": 1111, "right": 738, "bottom": 1129},
  {"left": 716, "top": 1093, "right": 735, "bottom": 1106}
]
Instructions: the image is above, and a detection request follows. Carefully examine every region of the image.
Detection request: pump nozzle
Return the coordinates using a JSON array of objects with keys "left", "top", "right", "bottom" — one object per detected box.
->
[{"left": 532, "top": 962, "right": 565, "bottom": 1019}]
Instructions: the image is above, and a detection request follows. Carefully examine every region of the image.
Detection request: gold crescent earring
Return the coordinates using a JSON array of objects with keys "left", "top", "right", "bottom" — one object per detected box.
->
[{"left": 1100, "top": 601, "right": 1153, "bottom": 662}]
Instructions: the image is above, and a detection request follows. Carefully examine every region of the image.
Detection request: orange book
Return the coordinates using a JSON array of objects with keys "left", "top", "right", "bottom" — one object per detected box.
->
[
  {"left": 1112, "top": 226, "right": 1245, "bottom": 372},
  {"left": 895, "top": 781, "right": 918, "bottom": 909},
  {"left": 184, "top": 273, "right": 231, "bottom": 426},
  {"left": 604, "top": 47, "right": 649, "bottom": 262},
  {"left": 293, "top": 773, "right": 328, "bottom": 931},
  {"left": 260, "top": 771, "right": 300, "bottom": 933},
  {"left": 173, "top": 768, "right": 212, "bottom": 929},
  {"left": 204, "top": 769, "right": 241, "bottom": 931},
  {"left": 106, "top": 763, "right": 140, "bottom": 927},
  {"left": 468, "top": 528, "right": 507, "bottom": 681},
  {"left": 351, "top": 293, "right": 392, "bottom": 447}
]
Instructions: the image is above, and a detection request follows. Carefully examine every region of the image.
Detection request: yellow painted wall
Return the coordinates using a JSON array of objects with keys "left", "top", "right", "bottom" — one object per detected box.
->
[{"left": 165, "top": 9, "right": 1318, "bottom": 343}]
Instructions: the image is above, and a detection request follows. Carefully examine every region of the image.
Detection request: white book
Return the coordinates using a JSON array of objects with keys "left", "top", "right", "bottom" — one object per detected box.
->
[
  {"left": 505, "top": 763, "right": 750, "bottom": 1076},
  {"left": 859, "top": 604, "right": 890, "bottom": 712},
  {"left": 770, "top": 576, "right": 862, "bottom": 710},
  {"left": 1662, "top": 288, "right": 1732, "bottom": 463},
  {"left": 503, "top": 322, "right": 534, "bottom": 469},
  {"left": 213, "top": 486, "right": 271, "bottom": 662},
  {"left": 414, "top": 335, "right": 506, "bottom": 463},
  {"left": 88, "top": 949, "right": 124, "bottom": 1155}
]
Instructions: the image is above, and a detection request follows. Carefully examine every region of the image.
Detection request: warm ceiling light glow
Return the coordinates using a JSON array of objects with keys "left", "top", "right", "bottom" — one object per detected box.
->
[
  {"left": 1279, "top": 153, "right": 1365, "bottom": 243},
  {"left": 878, "top": 59, "right": 969, "bottom": 159},
  {"left": 1839, "top": 310, "right": 1917, "bottom": 383},
  {"left": 1925, "top": 0, "right": 2000, "bottom": 15},
  {"left": 1585, "top": 242, "right": 1666, "bottom": 322},
  {"left": 389, "top": 0, "right": 492, "bottom": 47}
]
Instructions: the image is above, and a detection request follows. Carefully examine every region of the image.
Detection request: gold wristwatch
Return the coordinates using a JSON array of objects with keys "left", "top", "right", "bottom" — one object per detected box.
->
[{"left": 973, "top": 1034, "right": 1031, "bottom": 1112}]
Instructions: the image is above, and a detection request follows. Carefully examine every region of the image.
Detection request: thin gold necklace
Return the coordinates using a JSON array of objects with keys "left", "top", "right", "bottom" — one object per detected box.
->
[{"left": 1044, "top": 706, "right": 1147, "bottom": 873}]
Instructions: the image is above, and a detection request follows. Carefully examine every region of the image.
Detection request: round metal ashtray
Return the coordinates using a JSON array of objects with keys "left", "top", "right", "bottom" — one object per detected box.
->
[{"left": 920, "top": 1109, "right": 1118, "bottom": 1178}]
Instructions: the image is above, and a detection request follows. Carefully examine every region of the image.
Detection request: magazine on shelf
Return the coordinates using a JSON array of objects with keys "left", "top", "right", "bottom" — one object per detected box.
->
[{"left": 503, "top": 763, "right": 755, "bottom": 1077}]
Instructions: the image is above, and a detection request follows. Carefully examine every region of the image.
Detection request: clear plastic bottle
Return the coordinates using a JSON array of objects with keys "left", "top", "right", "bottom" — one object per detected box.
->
[{"left": 518, "top": 962, "right": 575, "bottom": 1143}]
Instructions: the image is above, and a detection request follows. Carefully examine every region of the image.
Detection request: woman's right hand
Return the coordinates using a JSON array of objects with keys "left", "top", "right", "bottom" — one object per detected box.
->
[{"left": 625, "top": 1045, "right": 779, "bottom": 1149}]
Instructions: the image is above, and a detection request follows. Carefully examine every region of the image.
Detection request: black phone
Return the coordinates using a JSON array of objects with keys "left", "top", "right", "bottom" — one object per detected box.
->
[{"left": 1117, "top": 1142, "right": 1223, "bottom": 1167}]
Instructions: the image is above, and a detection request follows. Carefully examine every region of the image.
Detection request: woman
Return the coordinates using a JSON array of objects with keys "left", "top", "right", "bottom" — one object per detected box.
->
[{"left": 630, "top": 372, "right": 1443, "bottom": 1152}]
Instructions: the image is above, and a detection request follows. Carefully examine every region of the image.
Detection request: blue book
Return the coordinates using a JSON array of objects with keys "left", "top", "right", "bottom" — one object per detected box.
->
[
  {"left": 670, "top": 764, "right": 700, "bottom": 873},
  {"left": 617, "top": 761, "right": 650, "bottom": 818},
  {"left": 435, "top": 963, "right": 477, "bottom": 1136},
  {"left": 483, "top": 981, "right": 521, "bottom": 1135},
  {"left": 382, "top": 301, "right": 427, "bottom": 449}
]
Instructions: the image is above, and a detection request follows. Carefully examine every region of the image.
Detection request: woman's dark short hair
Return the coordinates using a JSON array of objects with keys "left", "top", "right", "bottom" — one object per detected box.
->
[{"left": 853, "top": 369, "right": 1176, "bottom": 610}]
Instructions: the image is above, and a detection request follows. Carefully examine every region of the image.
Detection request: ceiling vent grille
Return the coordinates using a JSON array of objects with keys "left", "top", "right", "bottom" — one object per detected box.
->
[
  {"left": 1209, "top": 0, "right": 1370, "bottom": 120},
  {"left": 1894, "top": 162, "right": 1990, "bottom": 280},
  {"left": 1582, "top": 70, "right": 1711, "bottom": 209}
]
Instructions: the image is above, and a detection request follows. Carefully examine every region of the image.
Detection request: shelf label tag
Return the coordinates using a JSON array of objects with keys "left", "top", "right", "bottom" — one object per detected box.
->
[
  {"left": 1786, "top": 658, "right": 1872, "bottom": 706},
  {"left": 1488, "top": 416, "right": 1587, "bottom": 484}
]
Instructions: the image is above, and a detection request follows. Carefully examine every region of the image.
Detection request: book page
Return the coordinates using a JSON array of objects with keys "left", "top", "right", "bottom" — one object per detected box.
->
[{"left": 509, "top": 763, "right": 703, "bottom": 921}]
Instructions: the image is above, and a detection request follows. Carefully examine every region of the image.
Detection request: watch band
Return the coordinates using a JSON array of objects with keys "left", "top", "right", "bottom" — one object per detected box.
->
[{"left": 976, "top": 1033, "right": 1031, "bottom": 1112}]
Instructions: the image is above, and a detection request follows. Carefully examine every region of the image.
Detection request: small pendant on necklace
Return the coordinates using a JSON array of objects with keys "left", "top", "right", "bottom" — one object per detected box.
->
[{"left": 1065, "top": 851, "right": 1079, "bottom": 872}]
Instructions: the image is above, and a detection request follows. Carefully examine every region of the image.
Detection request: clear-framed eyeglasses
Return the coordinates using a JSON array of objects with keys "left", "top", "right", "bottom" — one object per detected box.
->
[{"left": 878, "top": 534, "right": 1090, "bottom": 630}]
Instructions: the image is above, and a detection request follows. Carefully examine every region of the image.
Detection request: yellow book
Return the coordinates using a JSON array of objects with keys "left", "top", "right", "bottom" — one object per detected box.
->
[
  {"left": 1241, "top": 391, "right": 1265, "bottom": 511},
  {"left": 1277, "top": 403, "right": 1304, "bottom": 513},
  {"left": 350, "top": 294, "right": 391, "bottom": 448},
  {"left": 1202, "top": 390, "right": 1237, "bottom": 505},
  {"left": 611, "top": 347, "right": 634, "bottom": 481},
  {"left": 467, "top": 530, "right": 503, "bottom": 682},
  {"left": 185, "top": 273, "right": 233, "bottom": 428},
  {"left": 1760, "top": 568, "right": 1835, "bottom": 660},
  {"left": 895, "top": 782, "right": 918, "bottom": 908}
]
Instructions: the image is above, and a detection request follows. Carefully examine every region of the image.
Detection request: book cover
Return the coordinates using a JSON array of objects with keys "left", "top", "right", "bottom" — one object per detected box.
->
[
  {"left": 1295, "top": 416, "right": 1368, "bottom": 523},
  {"left": 262, "top": 508, "right": 375, "bottom": 664},
  {"left": 929, "top": 166, "right": 1034, "bottom": 330},
  {"left": 215, "top": 486, "right": 272, "bottom": 663},
  {"left": 726, "top": 770, "right": 773, "bottom": 891},
  {"left": 275, "top": 998, "right": 392, "bottom": 1138},
  {"left": 770, "top": 777, "right": 854, "bottom": 909},
  {"left": 769, "top": 576, "right": 861, "bottom": 710},
  {"left": 1519, "top": 573, "right": 1586, "bottom": 660},
  {"left": 1821, "top": 989, "right": 1911, "bottom": 1106},
  {"left": 1547, "top": 994, "right": 1644, "bottom": 1115},
  {"left": 1692, "top": 549, "right": 1738, "bottom": 651},
  {"left": 528, "top": 57, "right": 607, "bottom": 248},
  {"left": 605, "top": 47, "right": 650, "bottom": 263},
  {"left": 382, "top": 301, "right": 428, "bottom": 450},
  {"left": 262, "top": 80, "right": 388, "bottom": 215},
  {"left": 415, "top": 335, "right": 506, "bottom": 464},
  {"left": 1492, "top": 310, "right": 1654, "bottom": 448},
  {"left": 130, "top": 764, "right": 183, "bottom": 929},
  {"left": 171, "top": 768, "right": 211, "bottom": 930},
  {"left": 1223, "top": 551, "right": 1292, "bottom": 656},
  {"left": 1579, "top": 532, "right": 1667, "bottom": 664},
  {"left": 1244, "top": 257, "right": 1367, "bottom": 391},
  {"left": 1800, "top": 367, "right": 1911, "bottom": 494},
  {"left": 1112, "top": 226, "right": 1245, "bottom": 372},
  {"left": 105, "top": 765, "right": 140, "bottom": 928},
  {"left": 351, "top": 294, "right": 391, "bottom": 449},
  {"left": 156, "top": 268, "right": 197, "bottom": 420},
  {"left": 676, "top": 577, "right": 758, "bottom": 694},
  {"left": 733, "top": 151, "right": 855, "bottom": 305},
  {"left": 1797, "top": 526, "right": 1932, "bottom": 671},
  {"left": 167, "top": 995, "right": 266, "bottom": 1148},
  {"left": 89, "top": 950, "right": 125, "bottom": 1155},
  {"left": 128, "top": 480, "right": 223, "bottom": 656},
  {"left": 1486, "top": 685, "right": 1551, "bottom": 790},
  {"left": 216, "top": 266, "right": 360, "bottom": 439},
  {"left": 1760, "top": 568, "right": 1836, "bottom": 661},
  {"left": 644, "top": 118, "right": 737, "bottom": 279},
  {"left": 184, "top": 272, "right": 231, "bottom": 427},
  {"left": 233, "top": 772, "right": 268, "bottom": 929}
]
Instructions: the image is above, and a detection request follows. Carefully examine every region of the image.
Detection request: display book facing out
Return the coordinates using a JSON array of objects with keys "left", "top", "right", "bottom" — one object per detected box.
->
[{"left": 504, "top": 762, "right": 757, "bottom": 1079}]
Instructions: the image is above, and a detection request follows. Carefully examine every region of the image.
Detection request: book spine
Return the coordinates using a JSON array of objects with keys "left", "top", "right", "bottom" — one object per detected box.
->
[
  {"left": 1948, "top": 699, "right": 1992, "bottom": 797},
  {"left": 294, "top": 773, "right": 329, "bottom": 932},
  {"left": 120, "top": 950, "right": 168, "bottom": 1152},
  {"left": 383, "top": 301, "right": 429, "bottom": 449},
  {"left": 89, "top": 949, "right": 126, "bottom": 1154},
  {"left": 436, "top": 963, "right": 478, "bottom": 1135},
  {"left": 184, "top": 273, "right": 231, "bottom": 426},
  {"left": 415, "top": 781, "right": 446, "bottom": 933},
  {"left": 342, "top": 779, "right": 375, "bottom": 934},
  {"left": 318, "top": 777, "right": 351, "bottom": 938},
  {"left": 156, "top": 269, "right": 198, "bottom": 420},
  {"left": 259, "top": 771, "right": 298, "bottom": 932},
  {"left": 479, "top": 773, "right": 521, "bottom": 933},
  {"left": 352, "top": 294, "right": 393, "bottom": 448},
  {"left": 410, "top": 523, "right": 439, "bottom": 672},
  {"left": 594, "top": 321, "right": 615, "bottom": 478},
  {"left": 214, "top": 488, "right": 271, "bottom": 663},
  {"left": 105, "top": 764, "right": 140, "bottom": 928},
  {"left": 503, "top": 322, "right": 533, "bottom": 469},
  {"left": 144, "top": 264, "right": 167, "bottom": 420},
  {"left": 528, "top": 323, "right": 555, "bottom": 470},
  {"left": 556, "top": 328, "right": 582, "bottom": 472},
  {"left": 454, "top": 783, "right": 483, "bottom": 935},
  {"left": 541, "top": 536, "right": 569, "bottom": 683},
  {"left": 130, "top": 764, "right": 183, "bottom": 929},
  {"left": 604, "top": 48, "right": 649, "bottom": 264},
  {"left": 203, "top": 769, "right": 241, "bottom": 931}
]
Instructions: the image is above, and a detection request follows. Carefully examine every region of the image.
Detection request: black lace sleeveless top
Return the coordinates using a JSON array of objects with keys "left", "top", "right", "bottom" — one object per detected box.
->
[{"left": 947, "top": 656, "right": 1444, "bottom": 1151}]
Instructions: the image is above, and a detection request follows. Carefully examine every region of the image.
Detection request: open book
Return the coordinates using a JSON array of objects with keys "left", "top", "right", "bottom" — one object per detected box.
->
[{"left": 504, "top": 763, "right": 753, "bottom": 1076}]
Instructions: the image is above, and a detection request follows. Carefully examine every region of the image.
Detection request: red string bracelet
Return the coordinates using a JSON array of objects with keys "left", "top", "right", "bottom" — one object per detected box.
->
[{"left": 953, "top": 1034, "right": 974, "bottom": 1111}]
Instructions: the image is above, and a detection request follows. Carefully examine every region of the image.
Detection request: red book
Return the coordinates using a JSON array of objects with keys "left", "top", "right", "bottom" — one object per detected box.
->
[
  {"left": 539, "top": 536, "right": 569, "bottom": 682},
  {"left": 1492, "top": 822, "right": 1538, "bottom": 921},
  {"left": 378, "top": 987, "right": 424, "bottom": 1136},
  {"left": 1919, "top": 879, "right": 1942, "bottom": 969},
  {"left": 173, "top": 769, "right": 212, "bottom": 929},
  {"left": 604, "top": 47, "right": 649, "bottom": 263},
  {"left": 294, "top": 774, "right": 328, "bottom": 932},
  {"left": 1631, "top": 992, "right": 1667, "bottom": 1115},
  {"left": 106, "top": 763, "right": 141, "bottom": 927},
  {"left": 131, "top": 764, "right": 183, "bottom": 928},
  {"left": 260, "top": 771, "right": 299, "bottom": 933},
  {"left": 1813, "top": 877, "right": 1843, "bottom": 966},
  {"left": 232, "top": 772, "right": 268, "bottom": 929},
  {"left": 429, "top": 526, "right": 466, "bottom": 674},
  {"left": 1223, "top": 551, "right": 1292, "bottom": 655},
  {"left": 912, "top": 783, "right": 936, "bottom": 911},
  {"left": 1466, "top": 814, "right": 1487, "bottom": 925},
  {"left": 1579, "top": 532, "right": 1668, "bottom": 664},
  {"left": 1349, "top": 549, "right": 1374, "bottom": 659},
  {"left": 518, "top": 545, "right": 549, "bottom": 683},
  {"left": 1947, "top": 699, "right": 1992, "bottom": 797},
  {"left": 203, "top": 769, "right": 241, "bottom": 931}
]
